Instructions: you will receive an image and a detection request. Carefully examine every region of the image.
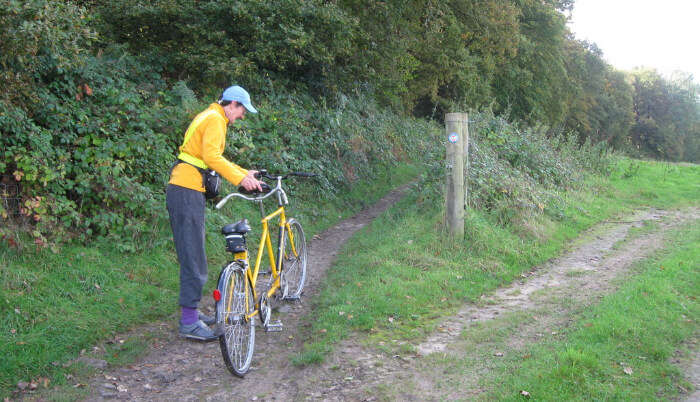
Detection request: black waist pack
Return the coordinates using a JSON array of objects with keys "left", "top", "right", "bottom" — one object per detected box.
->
[
  {"left": 173, "top": 160, "right": 221, "bottom": 199},
  {"left": 202, "top": 168, "right": 221, "bottom": 199}
]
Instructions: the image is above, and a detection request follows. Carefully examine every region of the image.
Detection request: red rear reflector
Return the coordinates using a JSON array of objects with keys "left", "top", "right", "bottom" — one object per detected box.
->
[{"left": 213, "top": 289, "right": 221, "bottom": 301}]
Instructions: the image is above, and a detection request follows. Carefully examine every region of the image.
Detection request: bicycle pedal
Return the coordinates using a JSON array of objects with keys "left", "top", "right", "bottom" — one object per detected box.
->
[
  {"left": 282, "top": 295, "right": 301, "bottom": 301},
  {"left": 264, "top": 320, "right": 283, "bottom": 332}
]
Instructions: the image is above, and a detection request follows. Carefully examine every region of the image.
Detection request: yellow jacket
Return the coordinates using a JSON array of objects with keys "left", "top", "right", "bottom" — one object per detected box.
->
[{"left": 168, "top": 103, "right": 248, "bottom": 192}]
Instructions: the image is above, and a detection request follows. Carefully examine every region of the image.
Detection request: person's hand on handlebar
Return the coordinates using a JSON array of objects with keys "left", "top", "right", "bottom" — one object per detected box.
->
[{"left": 239, "top": 170, "right": 263, "bottom": 192}]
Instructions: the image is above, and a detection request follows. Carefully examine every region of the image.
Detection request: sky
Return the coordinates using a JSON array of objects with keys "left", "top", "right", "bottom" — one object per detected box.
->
[{"left": 568, "top": 0, "right": 700, "bottom": 81}]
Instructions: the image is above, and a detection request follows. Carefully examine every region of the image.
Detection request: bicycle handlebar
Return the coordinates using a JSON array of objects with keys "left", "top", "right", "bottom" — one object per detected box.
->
[
  {"left": 215, "top": 189, "right": 277, "bottom": 208},
  {"left": 215, "top": 170, "right": 317, "bottom": 210}
]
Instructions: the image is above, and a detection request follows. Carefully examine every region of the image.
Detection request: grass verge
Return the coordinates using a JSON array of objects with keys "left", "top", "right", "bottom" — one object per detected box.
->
[{"left": 292, "top": 159, "right": 699, "bottom": 365}]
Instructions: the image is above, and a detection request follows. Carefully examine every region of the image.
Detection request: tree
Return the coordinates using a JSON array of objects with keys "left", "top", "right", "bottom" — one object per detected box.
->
[
  {"left": 630, "top": 69, "right": 699, "bottom": 161},
  {"left": 562, "top": 39, "right": 634, "bottom": 148},
  {"left": 93, "top": 0, "right": 361, "bottom": 95},
  {"left": 491, "top": 0, "right": 570, "bottom": 126}
]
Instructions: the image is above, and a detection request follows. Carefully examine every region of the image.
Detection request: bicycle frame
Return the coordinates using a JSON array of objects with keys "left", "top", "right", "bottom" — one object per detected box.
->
[{"left": 222, "top": 185, "right": 300, "bottom": 322}]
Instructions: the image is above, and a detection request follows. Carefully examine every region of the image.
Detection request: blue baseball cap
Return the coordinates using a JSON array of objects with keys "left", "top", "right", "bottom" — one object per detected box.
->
[{"left": 220, "top": 85, "right": 258, "bottom": 114}]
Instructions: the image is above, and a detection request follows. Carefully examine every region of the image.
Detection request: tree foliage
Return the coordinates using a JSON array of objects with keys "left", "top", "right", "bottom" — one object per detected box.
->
[
  {"left": 92, "top": 0, "right": 361, "bottom": 95},
  {"left": 629, "top": 70, "right": 700, "bottom": 161},
  {"left": 561, "top": 40, "right": 635, "bottom": 148},
  {"left": 83, "top": 0, "right": 700, "bottom": 150}
]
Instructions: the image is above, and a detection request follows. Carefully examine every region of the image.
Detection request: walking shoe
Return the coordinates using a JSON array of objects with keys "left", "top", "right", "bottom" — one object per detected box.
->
[
  {"left": 179, "top": 320, "right": 218, "bottom": 342},
  {"left": 198, "top": 311, "right": 216, "bottom": 326}
]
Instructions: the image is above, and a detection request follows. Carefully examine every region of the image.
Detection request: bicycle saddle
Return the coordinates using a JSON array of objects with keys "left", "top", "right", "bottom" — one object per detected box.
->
[{"left": 222, "top": 219, "right": 251, "bottom": 235}]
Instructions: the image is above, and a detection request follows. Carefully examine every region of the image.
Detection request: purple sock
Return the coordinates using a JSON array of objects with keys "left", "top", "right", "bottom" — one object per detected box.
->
[{"left": 181, "top": 306, "right": 198, "bottom": 325}]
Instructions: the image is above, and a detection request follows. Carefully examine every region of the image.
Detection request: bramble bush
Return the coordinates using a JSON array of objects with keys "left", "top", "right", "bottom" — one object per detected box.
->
[
  {"left": 2, "top": 72, "right": 437, "bottom": 251},
  {"left": 0, "top": 46, "right": 178, "bottom": 249},
  {"left": 232, "top": 88, "right": 438, "bottom": 196}
]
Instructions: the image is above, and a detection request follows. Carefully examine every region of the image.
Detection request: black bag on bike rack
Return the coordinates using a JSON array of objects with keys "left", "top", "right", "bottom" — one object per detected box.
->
[
  {"left": 222, "top": 219, "right": 251, "bottom": 253},
  {"left": 225, "top": 233, "right": 246, "bottom": 253}
]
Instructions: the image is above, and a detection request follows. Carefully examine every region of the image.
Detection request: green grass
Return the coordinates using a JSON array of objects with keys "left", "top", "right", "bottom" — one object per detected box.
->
[
  {"left": 292, "top": 159, "right": 699, "bottom": 365},
  {"left": 609, "top": 158, "right": 699, "bottom": 208},
  {"left": 0, "top": 162, "right": 420, "bottom": 397},
  {"left": 0, "top": 241, "right": 178, "bottom": 396},
  {"left": 481, "top": 221, "right": 699, "bottom": 401}
]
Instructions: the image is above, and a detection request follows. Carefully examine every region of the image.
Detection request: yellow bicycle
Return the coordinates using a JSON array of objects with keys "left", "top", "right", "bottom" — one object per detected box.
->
[{"left": 212, "top": 170, "right": 315, "bottom": 377}]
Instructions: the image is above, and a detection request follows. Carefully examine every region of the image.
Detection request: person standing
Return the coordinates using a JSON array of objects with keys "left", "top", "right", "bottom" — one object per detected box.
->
[{"left": 166, "top": 85, "right": 262, "bottom": 341}]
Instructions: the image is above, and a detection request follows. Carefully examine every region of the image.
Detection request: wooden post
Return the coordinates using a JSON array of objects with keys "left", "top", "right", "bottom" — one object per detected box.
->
[
  {"left": 463, "top": 114, "right": 470, "bottom": 209},
  {"left": 445, "top": 113, "right": 466, "bottom": 237}
]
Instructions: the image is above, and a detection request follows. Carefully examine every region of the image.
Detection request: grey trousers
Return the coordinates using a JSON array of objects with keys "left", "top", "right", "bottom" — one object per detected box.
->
[{"left": 166, "top": 184, "right": 207, "bottom": 308}]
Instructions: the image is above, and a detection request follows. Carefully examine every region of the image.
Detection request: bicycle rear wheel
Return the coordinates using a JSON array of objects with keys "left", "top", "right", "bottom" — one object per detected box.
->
[
  {"left": 216, "top": 262, "right": 255, "bottom": 377},
  {"left": 281, "top": 219, "right": 307, "bottom": 299}
]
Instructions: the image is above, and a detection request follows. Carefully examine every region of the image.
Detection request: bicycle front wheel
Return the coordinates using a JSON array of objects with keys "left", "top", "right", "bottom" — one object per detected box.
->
[
  {"left": 281, "top": 218, "right": 307, "bottom": 299},
  {"left": 216, "top": 262, "right": 255, "bottom": 377}
]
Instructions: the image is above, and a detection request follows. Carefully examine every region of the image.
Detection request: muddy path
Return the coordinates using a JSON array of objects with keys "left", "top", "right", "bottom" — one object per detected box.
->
[
  {"left": 75, "top": 183, "right": 413, "bottom": 401},
  {"left": 282, "top": 207, "right": 699, "bottom": 401}
]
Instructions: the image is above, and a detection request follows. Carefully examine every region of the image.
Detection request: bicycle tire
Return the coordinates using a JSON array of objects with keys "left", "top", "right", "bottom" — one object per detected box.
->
[
  {"left": 280, "top": 219, "right": 307, "bottom": 299},
  {"left": 216, "top": 262, "right": 255, "bottom": 377}
]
